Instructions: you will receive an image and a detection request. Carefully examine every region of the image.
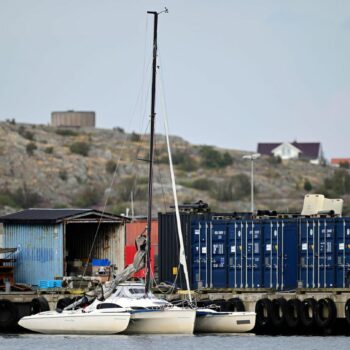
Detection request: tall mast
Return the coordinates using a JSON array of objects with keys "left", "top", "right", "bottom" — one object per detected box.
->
[{"left": 145, "top": 10, "right": 158, "bottom": 294}]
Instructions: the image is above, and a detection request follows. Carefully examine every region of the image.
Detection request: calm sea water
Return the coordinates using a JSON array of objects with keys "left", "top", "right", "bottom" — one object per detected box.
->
[{"left": 0, "top": 334, "right": 349, "bottom": 350}]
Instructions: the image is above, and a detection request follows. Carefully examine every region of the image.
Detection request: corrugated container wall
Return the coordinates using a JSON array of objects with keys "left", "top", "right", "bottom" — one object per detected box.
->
[
  {"left": 159, "top": 212, "right": 212, "bottom": 289},
  {"left": 4, "top": 224, "right": 64, "bottom": 285},
  {"left": 298, "top": 218, "right": 336, "bottom": 288},
  {"left": 335, "top": 218, "right": 350, "bottom": 288}
]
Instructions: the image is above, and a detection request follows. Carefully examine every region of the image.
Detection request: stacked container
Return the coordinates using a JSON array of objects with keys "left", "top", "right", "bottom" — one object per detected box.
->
[
  {"left": 298, "top": 218, "right": 336, "bottom": 288},
  {"left": 159, "top": 212, "right": 350, "bottom": 290},
  {"left": 335, "top": 218, "right": 350, "bottom": 288}
]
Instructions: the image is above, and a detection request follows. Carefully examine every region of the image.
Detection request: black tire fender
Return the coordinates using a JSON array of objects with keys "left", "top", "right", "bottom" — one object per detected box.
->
[
  {"left": 300, "top": 298, "right": 316, "bottom": 328},
  {"left": 226, "top": 297, "right": 245, "bottom": 312},
  {"left": 0, "top": 299, "right": 19, "bottom": 329},
  {"left": 30, "top": 297, "right": 50, "bottom": 315},
  {"left": 271, "top": 298, "right": 287, "bottom": 328},
  {"left": 285, "top": 298, "right": 302, "bottom": 329},
  {"left": 255, "top": 298, "right": 273, "bottom": 329},
  {"left": 314, "top": 298, "right": 337, "bottom": 329}
]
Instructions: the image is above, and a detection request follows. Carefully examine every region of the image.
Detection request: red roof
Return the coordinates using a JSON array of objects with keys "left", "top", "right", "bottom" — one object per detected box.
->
[{"left": 331, "top": 158, "right": 350, "bottom": 165}]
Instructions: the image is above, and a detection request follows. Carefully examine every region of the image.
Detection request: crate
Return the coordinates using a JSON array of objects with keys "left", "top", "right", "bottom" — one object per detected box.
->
[
  {"left": 39, "top": 279, "right": 62, "bottom": 289},
  {"left": 92, "top": 259, "right": 110, "bottom": 267}
]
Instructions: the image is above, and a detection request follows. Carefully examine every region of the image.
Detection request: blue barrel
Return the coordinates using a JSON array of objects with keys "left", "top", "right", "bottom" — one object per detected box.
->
[{"left": 335, "top": 218, "right": 350, "bottom": 288}]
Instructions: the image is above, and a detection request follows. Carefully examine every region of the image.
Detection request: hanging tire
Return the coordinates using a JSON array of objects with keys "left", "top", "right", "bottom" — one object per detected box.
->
[
  {"left": 285, "top": 299, "right": 302, "bottom": 329},
  {"left": 226, "top": 297, "right": 245, "bottom": 312},
  {"left": 56, "top": 297, "right": 73, "bottom": 310},
  {"left": 300, "top": 298, "right": 316, "bottom": 328},
  {"left": 271, "top": 298, "right": 287, "bottom": 328},
  {"left": 255, "top": 298, "right": 273, "bottom": 329},
  {"left": 211, "top": 299, "right": 226, "bottom": 311},
  {"left": 196, "top": 299, "right": 211, "bottom": 308},
  {"left": 345, "top": 299, "right": 350, "bottom": 326},
  {"left": 0, "top": 299, "right": 19, "bottom": 329},
  {"left": 30, "top": 297, "right": 50, "bottom": 315},
  {"left": 314, "top": 298, "right": 337, "bottom": 329}
]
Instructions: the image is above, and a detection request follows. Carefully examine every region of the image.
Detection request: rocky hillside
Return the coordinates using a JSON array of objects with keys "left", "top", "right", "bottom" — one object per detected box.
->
[{"left": 0, "top": 120, "right": 349, "bottom": 216}]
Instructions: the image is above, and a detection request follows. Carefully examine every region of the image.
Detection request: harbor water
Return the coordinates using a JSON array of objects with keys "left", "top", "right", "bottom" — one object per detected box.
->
[{"left": 0, "top": 334, "right": 349, "bottom": 350}]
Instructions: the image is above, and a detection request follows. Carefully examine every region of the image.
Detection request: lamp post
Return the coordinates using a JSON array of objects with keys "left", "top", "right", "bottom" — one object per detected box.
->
[{"left": 242, "top": 153, "right": 260, "bottom": 213}]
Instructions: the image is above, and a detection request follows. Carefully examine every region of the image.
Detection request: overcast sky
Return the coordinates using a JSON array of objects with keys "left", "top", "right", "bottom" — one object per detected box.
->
[{"left": 1, "top": 0, "right": 349, "bottom": 159}]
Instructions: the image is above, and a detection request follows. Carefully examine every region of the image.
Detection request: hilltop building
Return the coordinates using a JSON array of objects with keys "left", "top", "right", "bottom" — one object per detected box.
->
[
  {"left": 257, "top": 142, "right": 325, "bottom": 164},
  {"left": 51, "top": 110, "right": 95, "bottom": 128}
]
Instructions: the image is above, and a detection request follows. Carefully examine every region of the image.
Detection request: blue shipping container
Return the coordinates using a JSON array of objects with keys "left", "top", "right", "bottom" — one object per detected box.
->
[
  {"left": 228, "top": 221, "right": 263, "bottom": 288},
  {"left": 335, "top": 218, "right": 350, "bottom": 288},
  {"left": 298, "top": 218, "right": 336, "bottom": 288},
  {"left": 263, "top": 220, "right": 298, "bottom": 290}
]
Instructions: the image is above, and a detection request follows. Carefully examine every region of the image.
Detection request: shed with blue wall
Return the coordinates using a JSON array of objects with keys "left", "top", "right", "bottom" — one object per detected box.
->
[{"left": 0, "top": 209, "right": 129, "bottom": 286}]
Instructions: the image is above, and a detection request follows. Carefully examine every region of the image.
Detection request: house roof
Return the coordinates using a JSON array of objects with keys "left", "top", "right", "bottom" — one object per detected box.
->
[
  {"left": 331, "top": 158, "right": 350, "bottom": 165},
  {"left": 0, "top": 208, "right": 130, "bottom": 224},
  {"left": 257, "top": 142, "right": 321, "bottom": 158},
  {"left": 257, "top": 143, "right": 281, "bottom": 155},
  {"left": 291, "top": 142, "right": 320, "bottom": 159}
]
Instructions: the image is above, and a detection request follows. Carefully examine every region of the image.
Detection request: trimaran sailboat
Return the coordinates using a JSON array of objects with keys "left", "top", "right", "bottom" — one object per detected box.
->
[
  {"left": 18, "top": 9, "right": 255, "bottom": 335},
  {"left": 19, "top": 9, "right": 195, "bottom": 335}
]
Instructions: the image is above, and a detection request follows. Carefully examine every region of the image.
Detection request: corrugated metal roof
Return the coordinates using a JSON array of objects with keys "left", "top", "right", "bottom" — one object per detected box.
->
[{"left": 0, "top": 208, "right": 130, "bottom": 224}]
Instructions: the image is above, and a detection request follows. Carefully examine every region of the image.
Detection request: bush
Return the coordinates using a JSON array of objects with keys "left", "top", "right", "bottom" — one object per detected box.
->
[
  {"left": 339, "top": 162, "right": 350, "bottom": 169},
  {"left": 55, "top": 128, "right": 78, "bottom": 136},
  {"left": 323, "top": 170, "right": 350, "bottom": 196},
  {"left": 111, "top": 203, "right": 128, "bottom": 216},
  {"left": 12, "top": 185, "right": 42, "bottom": 208},
  {"left": 59, "top": 170, "right": 68, "bottom": 181},
  {"left": 73, "top": 186, "right": 102, "bottom": 207},
  {"left": 191, "top": 178, "right": 216, "bottom": 191},
  {"left": 173, "top": 150, "right": 198, "bottom": 171},
  {"left": 303, "top": 179, "right": 313, "bottom": 192},
  {"left": 211, "top": 174, "right": 251, "bottom": 201},
  {"left": 105, "top": 160, "right": 117, "bottom": 174},
  {"left": 69, "top": 142, "right": 90, "bottom": 156},
  {"left": 130, "top": 132, "right": 141, "bottom": 142},
  {"left": 45, "top": 146, "right": 54, "bottom": 154},
  {"left": 5, "top": 118, "right": 16, "bottom": 125},
  {"left": 26, "top": 142, "right": 37, "bottom": 155},
  {"left": 0, "top": 190, "right": 17, "bottom": 208},
  {"left": 116, "top": 177, "right": 147, "bottom": 202},
  {"left": 268, "top": 156, "right": 282, "bottom": 164},
  {"left": 199, "top": 146, "right": 233, "bottom": 169},
  {"left": 19, "top": 126, "right": 35, "bottom": 141},
  {"left": 115, "top": 127, "right": 125, "bottom": 134}
]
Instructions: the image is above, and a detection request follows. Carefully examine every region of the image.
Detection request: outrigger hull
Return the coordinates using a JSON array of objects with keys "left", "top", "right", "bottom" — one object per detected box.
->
[
  {"left": 194, "top": 310, "right": 256, "bottom": 333},
  {"left": 18, "top": 309, "right": 131, "bottom": 335}
]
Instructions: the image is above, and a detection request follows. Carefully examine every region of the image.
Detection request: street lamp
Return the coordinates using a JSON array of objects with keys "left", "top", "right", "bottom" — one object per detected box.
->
[{"left": 242, "top": 153, "right": 260, "bottom": 213}]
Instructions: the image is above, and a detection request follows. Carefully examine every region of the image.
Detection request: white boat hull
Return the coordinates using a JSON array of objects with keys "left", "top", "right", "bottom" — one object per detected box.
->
[
  {"left": 18, "top": 309, "right": 131, "bottom": 335},
  {"left": 124, "top": 308, "right": 196, "bottom": 334},
  {"left": 195, "top": 311, "right": 256, "bottom": 333}
]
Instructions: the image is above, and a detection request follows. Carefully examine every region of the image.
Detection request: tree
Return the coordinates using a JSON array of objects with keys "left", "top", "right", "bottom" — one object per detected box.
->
[
  {"left": 304, "top": 179, "right": 313, "bottom": 192},
  {"left": 26, "top": 142, "right": 37, "bottom": 155},
  {"left": 105, "top": 160, "right": 117, "bottom": 174},
  {"left": 69, "top": 142, "right": 90, "bottom": 156}
]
